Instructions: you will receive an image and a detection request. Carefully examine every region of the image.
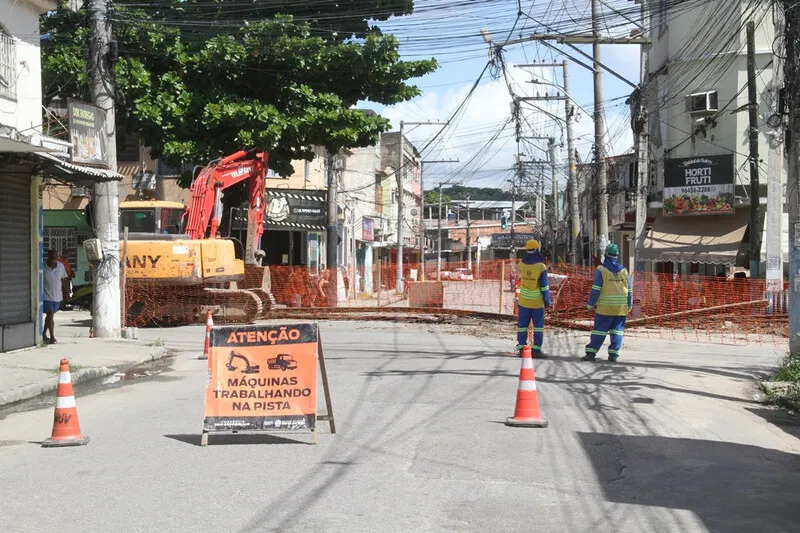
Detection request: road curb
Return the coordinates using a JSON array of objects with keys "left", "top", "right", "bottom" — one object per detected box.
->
[{"left": 0, "top": 346, "right": 170, "bottom": 409}]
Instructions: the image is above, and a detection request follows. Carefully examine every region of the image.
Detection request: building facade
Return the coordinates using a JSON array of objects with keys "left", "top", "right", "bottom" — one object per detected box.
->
[
  {"left": 380, "top": 131, "right": 422, "bottom": 267},
  {"left": 642, "top": 0, "right": 780, "bottom": 276}
]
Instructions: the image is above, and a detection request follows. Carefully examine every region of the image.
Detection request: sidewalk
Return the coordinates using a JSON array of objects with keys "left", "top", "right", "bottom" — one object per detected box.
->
[{"left": 0, "top": 311, "right": 169, "bottom": 408}]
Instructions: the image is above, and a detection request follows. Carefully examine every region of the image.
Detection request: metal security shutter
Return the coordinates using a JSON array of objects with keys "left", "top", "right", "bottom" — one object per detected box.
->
[{"left": 0, "top": 172, "right": 32, "bottom": 326}]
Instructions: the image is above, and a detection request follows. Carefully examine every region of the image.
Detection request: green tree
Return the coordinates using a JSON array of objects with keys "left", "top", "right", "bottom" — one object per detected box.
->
[{"left": 41, "top": 1, "right": 436, "bottom": 182}]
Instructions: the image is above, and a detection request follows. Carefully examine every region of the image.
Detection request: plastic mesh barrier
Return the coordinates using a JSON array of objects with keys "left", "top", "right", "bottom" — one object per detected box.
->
[{"left": 122, "top": 260, "right": 789, "bottom": 346}]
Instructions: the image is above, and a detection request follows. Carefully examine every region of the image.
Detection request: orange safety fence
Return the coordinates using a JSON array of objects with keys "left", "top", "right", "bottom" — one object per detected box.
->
[{"left": 121, "top": 259, "right": 789, "bottom": 346}]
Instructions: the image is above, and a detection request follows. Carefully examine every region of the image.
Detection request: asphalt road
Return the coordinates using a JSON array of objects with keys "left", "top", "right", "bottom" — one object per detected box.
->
[{"left": 1, "top": 320, "right": 799, "bottom": 533}]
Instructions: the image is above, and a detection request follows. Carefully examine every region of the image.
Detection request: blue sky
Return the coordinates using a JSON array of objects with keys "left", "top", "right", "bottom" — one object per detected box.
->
[{"left": 361, "top": 0, "right": 644, "bottom": 192}]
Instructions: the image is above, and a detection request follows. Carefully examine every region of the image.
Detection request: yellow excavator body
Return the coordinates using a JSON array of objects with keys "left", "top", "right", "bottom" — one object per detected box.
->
[{"left": 123, "top": 238, "right": 244, "bottom": 284}]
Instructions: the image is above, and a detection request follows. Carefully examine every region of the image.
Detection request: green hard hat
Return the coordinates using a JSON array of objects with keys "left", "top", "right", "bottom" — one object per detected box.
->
[{"left": 605, "top": 243, "right": 620, "bottom": 257}]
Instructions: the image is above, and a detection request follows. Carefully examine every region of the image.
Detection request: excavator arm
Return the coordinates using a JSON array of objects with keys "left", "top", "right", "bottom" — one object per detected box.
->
[{"left": 183, "top": 150, "right": 269, "bottom": 264}]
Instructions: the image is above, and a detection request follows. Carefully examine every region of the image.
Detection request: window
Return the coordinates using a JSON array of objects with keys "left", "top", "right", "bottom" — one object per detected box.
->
[
  {"left": 117, "top": 132, "right": 140, "bottom": 161},
  {"left": 0, "top": 27, "right": 16, "bottom": 100},
  {"left": 160, "top": 208, "right": 184, "bottom": 234},
  {"left": 119, "top": 209, "right": 156, "bottom": 233}
]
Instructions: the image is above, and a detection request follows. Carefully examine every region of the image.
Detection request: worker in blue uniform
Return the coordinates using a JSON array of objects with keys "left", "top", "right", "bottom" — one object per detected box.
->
[
  {"left": 582, "top": 243, "right": 632, "bottom": 362},
  {"left": 515, "top": 239, "right": 550, "bottom": 358}
]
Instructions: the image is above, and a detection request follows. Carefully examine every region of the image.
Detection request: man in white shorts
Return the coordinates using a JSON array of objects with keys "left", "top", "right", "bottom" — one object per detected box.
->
[{"left": 43, "top": 249, "right": 70, "bottom": 344}]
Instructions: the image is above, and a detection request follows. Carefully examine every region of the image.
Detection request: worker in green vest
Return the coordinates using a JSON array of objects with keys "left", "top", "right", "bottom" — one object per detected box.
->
[
  {"left": 582, "top": 243, "right": 632, "bottom": 362},
  {"left": 515, "top": 239, "right": 550, "bottom": 358}
]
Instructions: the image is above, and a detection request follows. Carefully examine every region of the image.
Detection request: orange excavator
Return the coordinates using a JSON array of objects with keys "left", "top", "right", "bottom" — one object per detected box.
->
[{"left": 120, "top": 150, "right": 274, "bottom": 326}]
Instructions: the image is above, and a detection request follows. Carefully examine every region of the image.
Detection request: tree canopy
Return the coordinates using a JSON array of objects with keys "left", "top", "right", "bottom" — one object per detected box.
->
[
  {"left": 424, "top": 186, "right": 513, "bottom": 202},
  {"left": 41, "top": 0, "right": 437, "bottom": 182}
]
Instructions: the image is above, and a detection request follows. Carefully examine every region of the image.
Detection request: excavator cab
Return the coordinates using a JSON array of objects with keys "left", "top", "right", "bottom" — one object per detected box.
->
[{"left": 119, "top": 200, "right": 185, "bottom": 235}]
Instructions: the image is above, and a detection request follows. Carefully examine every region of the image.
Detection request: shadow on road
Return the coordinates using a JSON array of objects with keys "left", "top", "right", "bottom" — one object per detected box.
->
[
  {"left": 746, "top": 407, "right": 800, "bottom": 440},
  {"left": 578, "top": 432, "right": 800, "bottom": 533},
  {"left": 164, "top": 433, "right": 312, "bottom": 447}
]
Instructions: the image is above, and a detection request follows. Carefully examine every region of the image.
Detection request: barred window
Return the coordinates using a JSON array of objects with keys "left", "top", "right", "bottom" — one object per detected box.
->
[{"left": 0, "top": 28, "right": 16, "bottom": 100}]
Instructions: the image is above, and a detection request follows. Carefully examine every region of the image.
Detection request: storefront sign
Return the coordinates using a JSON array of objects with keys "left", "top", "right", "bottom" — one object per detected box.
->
[
  {"left": 362, "top": 217, "right": 374, "bottom": 241},
  {"left": 663, "top": 154, "right": 734, "bottom": 216},
  {"left": 491, "top": 232, "right": 536, "bottom": 247},
  {"left": 265, "top": 189, "right": 327, "bottom": 231},
  {"left": 67, "top": 99, "right": 107, "bottom": 168}
]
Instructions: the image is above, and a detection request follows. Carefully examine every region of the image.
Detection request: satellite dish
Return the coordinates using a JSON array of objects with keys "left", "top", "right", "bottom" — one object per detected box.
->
[{"left": 410, "top": 208, "right": 418, "bottom": 216}]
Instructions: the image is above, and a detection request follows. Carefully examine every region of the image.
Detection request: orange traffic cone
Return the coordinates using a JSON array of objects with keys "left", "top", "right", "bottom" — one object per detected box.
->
[
  {"left": 42, "top": 359, "right": 90, "bottom": 447},
  {"left": 505, "top": 346, "right": 548, "bottom": 428},
  {"left": 198, "top": 310, "right": 213, "bottom": 360}
]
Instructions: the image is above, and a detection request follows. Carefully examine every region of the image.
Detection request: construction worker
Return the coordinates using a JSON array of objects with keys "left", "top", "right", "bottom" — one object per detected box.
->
[
  {"left": 582, "top": 243, "right": 632, "bottom": 362},
  {"left": 515, "top": 239, "right": 550, "bottom": 358}
]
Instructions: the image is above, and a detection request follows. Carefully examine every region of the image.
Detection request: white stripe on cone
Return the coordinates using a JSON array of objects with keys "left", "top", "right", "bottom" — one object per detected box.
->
[
  {"left": 521, "top": 358, "right": 533, "bottom": 369},
  {"left": 519, "top": 381, "right": 537, "bottom": 391},
  {"left": 55, "top": 395, "right": 77, "bottom": 408},
  {"left": 58, "top": 372, "right": 71, "bottom": 384}
]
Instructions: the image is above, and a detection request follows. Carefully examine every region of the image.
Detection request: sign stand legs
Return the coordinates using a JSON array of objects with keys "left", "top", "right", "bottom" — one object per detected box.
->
[
  {"left": 316, "top": 338, "right": 337, "bottom": 435},
  {"left": 201, "top": 430, "right": 209, "bottom": 447}
]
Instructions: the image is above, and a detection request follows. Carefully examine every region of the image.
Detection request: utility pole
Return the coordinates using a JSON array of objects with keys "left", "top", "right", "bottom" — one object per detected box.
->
[
  {"left": 766, "top": 4, "right": 785, "bottom": 312},
  {"left": 350, "top": 197, "right": 357, "bottom": 299},
  {"left": 494, "top": 9, "right": 651, "bottom": 264},
  {"left": 563, "top": 61, "right": 580, "bottom": 265},
  {"left": 465, "top": 195, "right": 472, "bottom": 270},
  {"left": 592, "top": 0, "right": 609, "bottom": 262},
  {"left": 326, "top": 152, "right": 339, "bottom": 306},
  {"left": 396, "top": 121, "right": 405, "bottom": 294},
  {"left": 517, "top": 62, "right": 580, "bottom": 263},
  {"left": 88, "top": 0, "right": 121, "bottom": 338},
  {"left": 548, "top": 139, "right": 558, "bottom": 260},
  {"left": 511, "top": 154, "right": 518, "bottom": 259},
  {"left": 437, "top": 183, "right": 443, "bottom": 281},
  {"left": 747, "top": 21, "right": 762, "bottom": 279},
  {"left": 395, "top": 120, "right": 448, "bottom": 293},
  {"left": 420, "top": 159, "right": 458, "bottom": 282},
  {"left": 785, "top": 0, "right": 800, "bottom": 356},
  {"left": 632, "top": 0, "right": 650, "bottom": 316}
]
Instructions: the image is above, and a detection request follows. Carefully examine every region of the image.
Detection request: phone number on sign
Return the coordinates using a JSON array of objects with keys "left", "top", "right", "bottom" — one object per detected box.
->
[{"left": 679, "top": 186, "right": 721, "bottom": 194}]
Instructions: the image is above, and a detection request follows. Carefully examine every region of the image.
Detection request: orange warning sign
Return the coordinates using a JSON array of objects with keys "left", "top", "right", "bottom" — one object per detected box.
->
[{"left": 203, "top": 323, "right": 318, "bottom": 432}]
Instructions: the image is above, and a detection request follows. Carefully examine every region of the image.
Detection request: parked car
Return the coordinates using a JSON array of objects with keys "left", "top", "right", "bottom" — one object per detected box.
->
[{"left": 452, "top": 268, "right": 474, "bottom": 281}]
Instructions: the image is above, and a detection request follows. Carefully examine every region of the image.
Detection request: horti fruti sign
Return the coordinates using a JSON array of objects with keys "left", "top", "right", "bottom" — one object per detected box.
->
[{"left": 663, "top": 154, "right": 735, "bottom": 216}]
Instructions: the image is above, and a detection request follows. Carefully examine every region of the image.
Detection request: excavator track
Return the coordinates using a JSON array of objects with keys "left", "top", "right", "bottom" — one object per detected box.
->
[
  {"left": 203, "top": 287, "right": 264, "bottom": 324},
  {"left": 125, "top": 281, "right": 263, "bottom": 327}
]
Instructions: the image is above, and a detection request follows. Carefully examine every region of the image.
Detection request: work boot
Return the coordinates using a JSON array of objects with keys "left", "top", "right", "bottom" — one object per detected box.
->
[
  {"left": 532, "top": 351, "right": 549, "bottom": 359},
  {"left": 581, "top": 353, "right": 596, "bottom": 362},
  {"left": 607, "top": 355, "right": 619, "bottom": 363}
]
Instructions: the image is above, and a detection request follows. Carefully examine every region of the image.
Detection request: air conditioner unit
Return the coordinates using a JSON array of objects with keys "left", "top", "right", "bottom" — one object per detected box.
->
[
  {"left": 132, "top": 170, "right": 157, "bottom": 190},
  {"left": 70, "top": 185, "right": 89, "bottom": 197},
  {"left": 685, "top": 91, "right": 719, "bottom": 114}
]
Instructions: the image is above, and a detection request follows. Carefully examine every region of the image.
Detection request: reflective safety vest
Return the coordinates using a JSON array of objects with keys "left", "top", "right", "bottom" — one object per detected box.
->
[
  {"left": 596, "top": 265, "right": 630, "bottom": 316},
  {"left": 518, "top": 262, "right": 547, "bottom": 309}
]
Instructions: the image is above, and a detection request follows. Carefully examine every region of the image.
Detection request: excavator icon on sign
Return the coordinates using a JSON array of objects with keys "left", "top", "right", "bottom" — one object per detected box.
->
[
  {"left": 226, "top": 351, "right": 260, "bottom": 374},
  {"left": 267, "top": 354, "right": 297, "bottom": 371}
]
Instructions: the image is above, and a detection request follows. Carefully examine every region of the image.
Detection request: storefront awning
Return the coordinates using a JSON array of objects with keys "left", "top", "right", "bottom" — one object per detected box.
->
[
  {"left": 32, "top": 151, "right": 123, "bottom": 182},
  {"left": 641, "top": 210, "right": 749, "bottom": 265}
]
